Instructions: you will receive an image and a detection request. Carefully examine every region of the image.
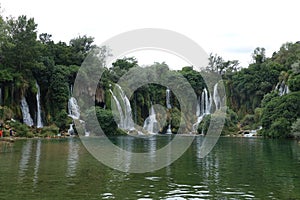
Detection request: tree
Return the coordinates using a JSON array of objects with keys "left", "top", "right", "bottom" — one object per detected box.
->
[
  {"left": 48, "top": 65, "right": 69, "bottom": 113},
  {"left": 291, "top": 118, "right": 300, "bottom": 139},
  {"left": 39, "top": 33, "right": 53, "bottom": 44},
  {"left": 85, "top": 106, "right": 124, "bottom": 136},
  {"left": 4, "top": 15, "right": 38, "bottom": 71},
  {"left": 252, "top": 47, "right": 266, "bottom": 64},
  {"left": 261, "top": 92, "right": 300, "bottom": 138},
  {"left": 207, "top": 53, "right": 240, "bottom": 74},
  {"left": 109, "top": 57, "right": 138, "bottom": 82},
  {"left": 180, "top": 66, "right": 205, "bottom": 95},
  {"left": 69, "top": 35, "right": 95, "bottom": 65}
]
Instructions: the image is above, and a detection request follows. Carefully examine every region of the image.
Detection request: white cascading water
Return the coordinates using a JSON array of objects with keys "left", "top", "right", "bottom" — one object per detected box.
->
[
  {"left": 213, "top": 83, "right": 221, "bottom": 110},
  {"left": 203, "top": 88, "right": 211, "bottom": 114},
  {"left": 276, "top": 81, "right": 290, "bottom": 96},
  {"left": 68, "top": 86, "right": 89, "bottom": 136},
  {"left": 166, "top": 87, "right": 172, "bottom": 109},
  {"left": 20, "top": 97, "right": 34, "bottom": 127},
  {"left": 35, "top": 82, "right": 43, "bottom": 128},
  {"left": 196, "top": 96, "right": 200, "bottom": 117},
  {"left": 68, "top": 97, "right": 80, "bottom": 119},
  {"left": 143, "top": 105, "right": 159, "bottom": 134},
  {"left": 165, "top": 88, "right": 172, "bottom": 134},
  {"left": 110, "top": 89, "right": 124, "bottom": 127},
  {"left": 68, "top": 124, "right": 74, "bottom": 135},
  {"left": 116, "top": 84, "right": 134, "bottom": 130},
  {"left": 166, "top": 124, "right": 172, "bottom": 134},
  {"left": 110, "top": 84, "right": 134, "bottom": 130},
  {"left": 193, "top": 88, "right": 211, "bottom": 131},
  {"left": 193, "top": 83, "right": 221, "bottom": 132}
]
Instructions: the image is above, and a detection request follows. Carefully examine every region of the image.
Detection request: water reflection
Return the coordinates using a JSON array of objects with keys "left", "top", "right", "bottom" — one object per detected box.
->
[
  {"left": 146, "top": 136, "right": 157, "bottom": 164},
  {"left": 33, "top": 139, "right": 41, "bottom": 188},
  {"left": 2, "top": 137, "right": 298, "bottom": 199},
  {"left": 113, "top": 135, "right": 177, "bottom": 173},
  {"left": 66, "top": 138, "right": 80, "bottom": 178},
  {"left": 0, "top": 141, "right": 14, "bottom": 153},
  {"left": 18, "top": 140, "right": 33, "bottom": 180},
  {"left": 165, "top": 135, "right": 172, "bottom": 177},
  {"left": 116, "top": 136, "right": 133, "bottom": 172},
  {"left": 195, "top": 136, "right": 220, "bottom": 185}
]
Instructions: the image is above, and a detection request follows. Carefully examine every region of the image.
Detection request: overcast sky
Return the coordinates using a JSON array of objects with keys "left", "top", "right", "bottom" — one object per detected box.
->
[{"left": 1, "top": 0, "right": 299, "bottom": 69}]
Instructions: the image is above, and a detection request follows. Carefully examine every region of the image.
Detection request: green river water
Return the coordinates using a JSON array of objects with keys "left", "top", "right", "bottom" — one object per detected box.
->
[{"left": 0, "top": 136, "right": 300, "bottom": 199}]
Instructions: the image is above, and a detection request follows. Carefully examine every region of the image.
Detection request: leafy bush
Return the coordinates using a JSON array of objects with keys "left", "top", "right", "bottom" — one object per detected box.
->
[
  {"left": 261, "top": 92, "right": 300, "bottom": 138},
  {"left": 85, "top": 106, "right": 125, "bottom": 136},
  {"left": 291, "top": 118, "right": 300, "bottom": 139},
  {"left": 222, "top": 109, "right": 239, "bottom": 135},
  {"left": 9, "top": 121, "right": 31, "bottom": 137},
  {"left": 240, "top": 114, "right": 256, "bottom": 130},
  {"left": 288, "top": 74, "right": 300, "bottom": 92},
  {"left": 40, "top": 125, "right": 59, "bottom": 137},
  {"left": 197, "top": 114, "right": 211, "bottom": 134},
  {"left": 53, "top": 110, "right": 71, "bottom": 130},
  {"left": 0, "top": 106, "right": 14, "bottom": 121}
]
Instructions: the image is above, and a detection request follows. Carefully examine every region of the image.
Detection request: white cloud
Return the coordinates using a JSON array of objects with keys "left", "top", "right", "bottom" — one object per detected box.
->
[{"left": 1, "top": 0, "right": 299, "bottom": 68}]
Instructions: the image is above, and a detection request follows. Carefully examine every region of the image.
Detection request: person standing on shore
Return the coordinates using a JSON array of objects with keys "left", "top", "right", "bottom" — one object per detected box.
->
[
  {"left": 0, "top": 123, "right": 2, "bottom": 137},
  {"left": 9, "top": 128, "right": 13, "bottom": 137}
]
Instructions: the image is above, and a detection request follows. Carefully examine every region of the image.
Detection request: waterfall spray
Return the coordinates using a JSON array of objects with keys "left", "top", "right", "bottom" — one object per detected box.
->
[
  {"left": 110, "top": 84, "right": 134, "bottom": 130},
  {"left": 36, "top": 82, "right": 43, "bottom": 128},
  {"left": 20, "top": 97, "right": 34, "bottom": 127},
  {"left": 143, "top": 104, "right": 159, "bottom": 134}
]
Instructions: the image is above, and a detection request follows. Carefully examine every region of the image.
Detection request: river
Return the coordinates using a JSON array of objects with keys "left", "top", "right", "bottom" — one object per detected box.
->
[{"left": 0, "top": 136, "right": 299, "bottom": 199}]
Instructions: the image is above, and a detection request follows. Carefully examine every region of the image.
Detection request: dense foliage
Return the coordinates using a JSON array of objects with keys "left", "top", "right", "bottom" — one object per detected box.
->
[{"left": 0, "top": 10, "right": 299, "bottom": 138}]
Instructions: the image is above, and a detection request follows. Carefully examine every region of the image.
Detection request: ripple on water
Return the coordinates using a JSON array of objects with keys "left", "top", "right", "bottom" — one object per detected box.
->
[
  {"left": 145, "top": 176, "right": 161, "bottom": 181},
  {"left": 101, "top": 193, "right": 115, "bottom": 199},
  {"left": 165, "top": 183, "right": 211, "bottom": 199}
]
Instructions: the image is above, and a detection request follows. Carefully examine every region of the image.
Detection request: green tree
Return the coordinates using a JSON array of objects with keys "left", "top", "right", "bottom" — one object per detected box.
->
[
  {"left": 252, "top": 47, "right": 266, "bottom": 64},
  {"left": 291, "top": 118, "right": 300, "bottom": 139},
  {"left": 48, "top": 65, "right": 69, "bottom": 115},
  {"left": 69, "top": 35, "right": 95, "bottom": 65},
  {"left": 85, "top": 106, "right": 125, "bottom": 136},
  {"left": 4, "top": 15, "right": 38, "bottom": 72},
  {"left": 261, "top": 92, "right": 300, "bottom": 138}
]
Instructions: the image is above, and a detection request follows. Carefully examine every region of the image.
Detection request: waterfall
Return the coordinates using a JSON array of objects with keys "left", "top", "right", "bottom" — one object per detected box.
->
[
  {"left": 20, "top": 97, "right": 34, "bottom": 127},
  {"left": 166, "top": 87, "right": 172, "bottom": 134},
  {"left": 166, "top": 87, "right": 172, "bottom": 109},
  {"left": 68, "top": 97, "right": 80, "bottom": 119},
  {"left": 116, "top": 84, "right": 134, "bottom": 130},
  {"left": 143, "top": 105, "right": 159, "bottom": 134},
  {"left": 110, "top": 89, "right": 124, "bottom": 128},
  {"left": 68, "top": 87, "right": 89, "bottom": 136},
  {"left": 193, "top": 85, "right": 217, "bottom": 132},
  {"left": 276, "top": 81, "right": 290, "bottom": 96},
  {"left": 213, "top": 83, "right": 221, "bottom": 110},
  {"left": 80, "top": 120, "right": 90, "bottom": 137},
  {"left": 68, "top": 124, "right": 74, "bottom": 135},
  {"left": 200, "top": 91, "right": 204, "bottom": 115},
  {"left": 202, "top": 88, "right": 210, "bottom": 114},
  {"left": 70, "top": 85, "right": 73, "bottom": 96},
  {"left": 110, "top": 84, "right": 134, "bottom": 130},
  {"left": 35, "top": 82, "right": 43, "bottom": 128},
  {"left": 196, "top": 96, "right": 200, "bottom": 117},
  {"left": 166, "top": 124, "right": 172, "bottom": 134}
]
